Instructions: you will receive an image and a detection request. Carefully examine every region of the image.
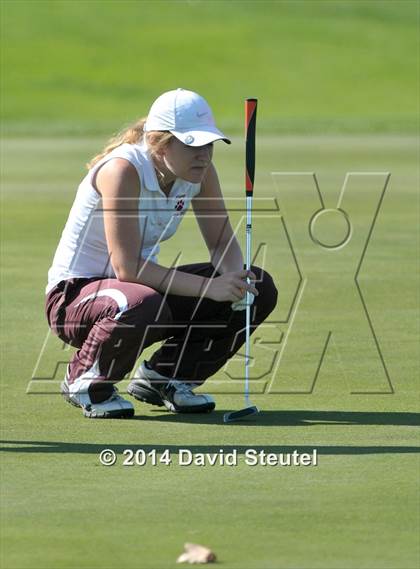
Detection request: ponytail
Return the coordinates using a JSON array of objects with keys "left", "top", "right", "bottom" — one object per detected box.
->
[
  {"left": 86, "top": 118, "right": 175, "bottom": 170},
  {"left": 86, "top": 118, "right": 147, "bottom": 169}
]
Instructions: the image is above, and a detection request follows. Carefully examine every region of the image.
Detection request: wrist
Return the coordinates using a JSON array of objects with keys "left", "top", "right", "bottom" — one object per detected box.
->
[{"left": 203, "top": 277, "right": 213, "bottom": 300}]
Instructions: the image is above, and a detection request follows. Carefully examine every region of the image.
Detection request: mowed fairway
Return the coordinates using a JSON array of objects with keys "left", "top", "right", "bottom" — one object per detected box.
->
[
  {"left": 1, "top": 135, "right": 419, "bottom": 569},
  {"left": 1, "top": 1, "right": 418, "bottom": 136}
]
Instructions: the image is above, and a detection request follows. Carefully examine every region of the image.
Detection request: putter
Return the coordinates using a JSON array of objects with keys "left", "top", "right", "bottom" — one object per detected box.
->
[{"left": 224, "top": 98, "right": 260, "bottom": 424}]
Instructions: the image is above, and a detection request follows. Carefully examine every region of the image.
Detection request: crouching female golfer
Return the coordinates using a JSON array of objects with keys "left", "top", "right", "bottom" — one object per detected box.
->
[{"left": 45, "top": 88, "right": 278, "bottom": 418}]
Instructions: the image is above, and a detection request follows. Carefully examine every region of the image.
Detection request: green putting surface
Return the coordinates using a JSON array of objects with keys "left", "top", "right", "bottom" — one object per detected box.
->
[
  {"left": 1, "top": 134, "right": 418, "bottom": 568},
  {"left": 1, "top": 0, "right": 419, "bottom": 567}
]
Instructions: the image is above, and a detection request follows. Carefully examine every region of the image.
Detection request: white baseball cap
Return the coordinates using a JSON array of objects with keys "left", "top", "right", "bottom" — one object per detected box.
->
[{"left": 144, "top": 88, "right": 231, "bottom": 147}]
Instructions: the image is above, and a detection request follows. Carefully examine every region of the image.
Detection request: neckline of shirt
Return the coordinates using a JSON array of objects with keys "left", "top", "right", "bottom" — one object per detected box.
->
[{"left": 135, "top": 140, "right": 183, "bottom": 199}]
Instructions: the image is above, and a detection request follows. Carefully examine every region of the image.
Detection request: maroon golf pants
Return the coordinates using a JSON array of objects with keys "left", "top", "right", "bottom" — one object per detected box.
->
[{"left": 45, "top": 263, "right": 278, "bottom": 398}]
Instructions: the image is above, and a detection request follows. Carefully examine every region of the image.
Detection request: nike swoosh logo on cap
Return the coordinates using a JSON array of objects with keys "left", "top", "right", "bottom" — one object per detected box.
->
[{"left": 196, "top": 111, "right": 208, "bottom": 118}]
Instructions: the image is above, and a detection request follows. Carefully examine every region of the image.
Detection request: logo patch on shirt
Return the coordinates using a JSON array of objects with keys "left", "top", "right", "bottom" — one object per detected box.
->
[{"left": 174, "top": 195, "right": 186, "bottom": 212}]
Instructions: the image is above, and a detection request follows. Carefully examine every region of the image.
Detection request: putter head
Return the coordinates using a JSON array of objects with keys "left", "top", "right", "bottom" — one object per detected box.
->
[{"left": 223, "top": 405, "right": 259, "bottom": 423}]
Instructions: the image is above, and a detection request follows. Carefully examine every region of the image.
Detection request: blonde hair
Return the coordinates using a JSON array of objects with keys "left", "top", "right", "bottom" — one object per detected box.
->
[{"left": 86, "top": 117, "right": 174, "bottom": 169}]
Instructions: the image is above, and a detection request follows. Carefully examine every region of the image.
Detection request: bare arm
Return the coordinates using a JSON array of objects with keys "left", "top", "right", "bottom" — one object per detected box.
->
[
  {"left": 192, "top": 163, "right": 259, "bottom": 301},
  {"left": 96, "top": 158, "right": 257, "bottom": 302},
  {"left": 96, "top": 159, "right": 209, "bottom": 297},
  {"left": 192, "top": 163, "right": 244, "bottom": 273}
]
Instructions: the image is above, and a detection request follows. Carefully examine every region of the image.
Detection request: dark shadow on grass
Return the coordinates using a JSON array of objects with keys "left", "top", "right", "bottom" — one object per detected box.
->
[
  {"left": 136, "top": 409, "right": 420, "bottom": 427},
  {"left": 2, "top": 413, "right": 418, "bottom": 456},
  {"left": 1, "top": 440, "right": 419, "bottom": 456}
]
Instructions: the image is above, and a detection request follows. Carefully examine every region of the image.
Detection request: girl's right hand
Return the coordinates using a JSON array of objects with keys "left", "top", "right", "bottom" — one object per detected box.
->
[{"left": 206, "top": 270, "right": 259, "bottom": 303}]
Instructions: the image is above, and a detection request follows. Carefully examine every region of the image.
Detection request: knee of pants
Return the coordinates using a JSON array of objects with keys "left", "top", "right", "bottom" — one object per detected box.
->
[
  {"left": 116, "top": 292, "right": 173, "bottom": 331},
  {"left": 251, "top": 265, "right": 278, "bottom": 316}
]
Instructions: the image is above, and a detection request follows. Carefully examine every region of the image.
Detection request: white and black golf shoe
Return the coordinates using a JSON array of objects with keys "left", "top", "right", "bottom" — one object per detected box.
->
[
  {"left": 127, "top": 360, "right": 215, "bottom": 414},
  {"left": 61, "top": 373, "right": 134, "bottom": 419}
]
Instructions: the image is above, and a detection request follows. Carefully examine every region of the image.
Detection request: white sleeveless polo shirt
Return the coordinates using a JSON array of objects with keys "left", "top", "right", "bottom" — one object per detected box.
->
[{"left": 46, "top": 140, "right": 201, "bottom": 294}]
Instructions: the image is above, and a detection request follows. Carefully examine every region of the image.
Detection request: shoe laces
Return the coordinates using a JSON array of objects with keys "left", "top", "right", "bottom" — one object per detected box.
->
[{"left": 167, "top": 380, "right": 194, "bottom": 395}]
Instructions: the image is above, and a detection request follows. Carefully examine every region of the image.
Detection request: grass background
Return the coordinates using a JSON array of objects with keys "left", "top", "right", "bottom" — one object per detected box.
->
[
  {"left": 1, "top": 0, "right": 419, "bottom": 134},
  {"left": 1, "top": 1, "right": 419, "bottom": 569}
]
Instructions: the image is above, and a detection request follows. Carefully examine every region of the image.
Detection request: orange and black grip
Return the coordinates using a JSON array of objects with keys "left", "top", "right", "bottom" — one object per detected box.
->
[{"left": 245, "top": 98, "right": 257, "bottom": 196}]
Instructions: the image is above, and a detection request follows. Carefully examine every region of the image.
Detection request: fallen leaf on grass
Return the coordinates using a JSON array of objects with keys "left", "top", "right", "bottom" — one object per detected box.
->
[{"left": 176, "top": 543, "right": 217, "bottom": 564}]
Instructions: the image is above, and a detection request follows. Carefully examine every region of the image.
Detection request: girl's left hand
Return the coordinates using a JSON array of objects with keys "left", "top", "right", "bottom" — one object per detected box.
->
[{"left": 231, "top": 291, "right": 255, "bottom": 311}]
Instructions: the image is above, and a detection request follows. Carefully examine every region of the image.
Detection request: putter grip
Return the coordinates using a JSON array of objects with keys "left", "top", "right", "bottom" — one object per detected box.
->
[{"left": 245, "top": 98, "right": 257, "bottom": 196}]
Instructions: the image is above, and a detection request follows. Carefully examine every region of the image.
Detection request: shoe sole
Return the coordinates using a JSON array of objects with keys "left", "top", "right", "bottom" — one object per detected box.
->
[
  {"left": 163, "top": 400, "right": 216, "bottom": 414},
  {"left": 127, "top": 381, "right": 165, "bottom": 406},
  {"left": 83, "top": 406, "right": 134, "bottom": 419},
  {"left": 61, "top": 380, "right": 134, "bottom": 419},
  {"left": 127, "top": 381, "right": 215, "bottom": 414}
]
